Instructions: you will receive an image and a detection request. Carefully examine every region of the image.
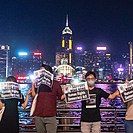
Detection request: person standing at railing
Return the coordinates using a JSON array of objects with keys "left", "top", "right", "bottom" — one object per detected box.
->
[
  {"left": 124, "top": 99, "right": 133, "bottom": 133},
  {"left": 118, "top": 79, "right": 133, "bottom": 133},
  {"left": 31, "top": 64, "right": 65, "bottom": 133},
  {"left": 0, "top": 76, "right": 31, "bottom": 133},
  {"left": 81, "top": 71, "right": 119, "bottom": 133}
]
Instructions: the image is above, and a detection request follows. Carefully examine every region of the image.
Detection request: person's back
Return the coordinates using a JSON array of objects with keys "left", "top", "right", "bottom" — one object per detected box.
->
[
  {"left": 0, "top": 98, "right": 21, "bottom": 133},
  {"left": 34, "top": 80, "right": 63, "bottom": 117},
  {"left": 32, "top": 64, "right": 64, "bottom": 133},
  {"left": 0, "top": 76, "right": 28, "bottom": 133},
  {"left": 0, "top": 76, "right": 31, "bottom": 133}
]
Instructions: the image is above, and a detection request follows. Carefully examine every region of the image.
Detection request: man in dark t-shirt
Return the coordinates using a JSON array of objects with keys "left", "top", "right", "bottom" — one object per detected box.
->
[{"left": 81, "top": 71, "right": 119, "bottom": 133}]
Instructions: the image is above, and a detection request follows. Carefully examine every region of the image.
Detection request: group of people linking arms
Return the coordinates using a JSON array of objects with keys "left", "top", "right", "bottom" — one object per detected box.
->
[{"left": 0, "top": 64, "right": 133, "bottom": 133}]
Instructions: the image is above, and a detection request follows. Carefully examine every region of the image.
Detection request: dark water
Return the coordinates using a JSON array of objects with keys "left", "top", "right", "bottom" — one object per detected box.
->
[{"left": 19, "top": 83, "right": 126, "bottom": 132}]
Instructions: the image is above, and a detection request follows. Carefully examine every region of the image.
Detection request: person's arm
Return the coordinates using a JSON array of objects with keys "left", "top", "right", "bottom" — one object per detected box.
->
[
  {"left": 60, "top": 86, "right": 69, "bottom": 100},
  {"left": 0, "top": 100, "right": 4, "bottom": 110},
  {"left": 108, "top": 90, "right": 120, "bottom": 99},
  {"left": 61, "top": 93, "right": 66, "bottom": 100},
  {"left": 21, "top": 89, "right": 32, "bottom": 109},
  {"left": 100, "top": 88, "right": 120, "bottom": 100},
  {"left": 31, "top": 83, "right": 36, "bottom": 97}
]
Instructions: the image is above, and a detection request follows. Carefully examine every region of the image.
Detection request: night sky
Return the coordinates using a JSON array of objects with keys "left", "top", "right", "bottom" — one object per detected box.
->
[{"left": 0, "top": 0, "right": 133, "bottom": 62}]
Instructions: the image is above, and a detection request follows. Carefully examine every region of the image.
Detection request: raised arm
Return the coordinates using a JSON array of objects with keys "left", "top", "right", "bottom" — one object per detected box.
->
[{"left": 108, "top": 90, "right": 120, "bottom": 99}]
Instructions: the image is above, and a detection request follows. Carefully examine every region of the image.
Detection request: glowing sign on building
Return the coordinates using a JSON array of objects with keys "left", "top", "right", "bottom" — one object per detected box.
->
[
  {"left": 18, "top": 52, "right": 28, "bottom": 56},
  {"left": 97, "top": 47, "right": 107, "bottom": 51},
  {"left": 33, "top": 52, "right": 42, "bottom": 56}
]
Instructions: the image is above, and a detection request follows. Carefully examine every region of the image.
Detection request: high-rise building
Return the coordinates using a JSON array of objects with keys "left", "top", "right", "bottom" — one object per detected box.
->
[
  {"left": 74, "top": 46, "right": 113, "bottom": 80},
  {"left": 74, "top": 46, "right": 84, "bottom": 67},
  {"left": 83, "top": 51, "right": 96, "bottom": 71},
  {"left": 74, "top": 47, "right": 97, "bottom": 71},
  {"left": 56, "top": 15, "right": 73, "bottom": 66},
  {"left": 95, "top": 47, "right": 113, "bottom": 80},
  {"left": 74, "top": 47, "right": 96, "bottom": 71},
  {"left": 0, "top": 45, "right": 10, "bottom": 81},
  {"left": 11, "top": 51, "right": 44, "bottom": 78},
  {"left": 55, "top": 52, "right": 68, "bottom": 66}
]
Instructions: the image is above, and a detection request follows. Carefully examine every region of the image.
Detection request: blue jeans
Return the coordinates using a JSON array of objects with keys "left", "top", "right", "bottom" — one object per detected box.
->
[{"left": 125, "top": 120, "right": 133, "bottom": 133}]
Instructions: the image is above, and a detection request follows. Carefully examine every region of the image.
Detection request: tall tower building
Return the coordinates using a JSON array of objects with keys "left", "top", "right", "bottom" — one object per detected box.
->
[{"left": 61, "top": 15, "right": 73, "bottom": 65}]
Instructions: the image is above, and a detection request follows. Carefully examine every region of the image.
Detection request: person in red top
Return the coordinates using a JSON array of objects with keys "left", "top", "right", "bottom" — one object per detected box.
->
[{"left": 31, "top": 64, "right": 65, "bottom": 133}]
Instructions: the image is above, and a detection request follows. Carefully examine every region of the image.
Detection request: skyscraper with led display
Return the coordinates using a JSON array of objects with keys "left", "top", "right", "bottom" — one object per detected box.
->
[{"left": 56, "top": 15, "right": 73, "bottom": 65}]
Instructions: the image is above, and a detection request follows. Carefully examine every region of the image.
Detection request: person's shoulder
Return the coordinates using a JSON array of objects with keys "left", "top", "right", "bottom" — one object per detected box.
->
[
  {"left": 94, "top": 87, "right": 102, "bottom": 90},
  {"left": 94, "top": 87, "right": 103, "bottom": 92}
]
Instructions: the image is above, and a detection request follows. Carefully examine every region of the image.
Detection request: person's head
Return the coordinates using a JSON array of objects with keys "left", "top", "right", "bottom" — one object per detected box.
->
[
  {"left": 85, "top": 71, "right": 96, "bottom": 87},
  {"left": 6, "top": 76, "right": 17, "bottom": 82},
  {"left": 41, "top": 64, "right": 53, "bottom": 73}
]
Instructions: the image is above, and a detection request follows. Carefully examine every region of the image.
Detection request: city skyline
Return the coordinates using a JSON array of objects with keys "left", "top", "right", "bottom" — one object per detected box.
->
[{"left": 0, "top": 0, "right": 132, "bottom": 62}]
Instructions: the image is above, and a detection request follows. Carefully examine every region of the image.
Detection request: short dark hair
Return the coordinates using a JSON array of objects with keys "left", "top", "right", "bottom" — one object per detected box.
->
[
  {"left": 41, "top": 64, "right": 53, "bottom": 73},
  {"left": 85, "top": 71, "right": 96, "bottom": 79},
  {"left": 6, "top": 76, "right": 17, "bottom": 82}
]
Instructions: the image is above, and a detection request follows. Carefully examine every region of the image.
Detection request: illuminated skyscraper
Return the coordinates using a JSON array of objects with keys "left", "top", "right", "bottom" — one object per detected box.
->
[
  {"left": 0, "top": 45, "right": 10, "bottom": 81},
  {"left": 56, "top": 15, "right": 73, "bottom": 65},
  {"left": 95, "top": 47, "right": 113, "bottom": 80}
]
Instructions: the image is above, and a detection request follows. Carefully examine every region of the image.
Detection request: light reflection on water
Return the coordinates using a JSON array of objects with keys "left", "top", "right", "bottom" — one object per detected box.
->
[{"left": 19, "top": 83, "right": 126, "bottom": 132}]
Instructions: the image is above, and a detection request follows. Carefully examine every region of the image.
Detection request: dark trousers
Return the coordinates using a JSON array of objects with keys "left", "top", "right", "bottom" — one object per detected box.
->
[{"left": 34, "top": 116, "right": 57, "bottom": 133}]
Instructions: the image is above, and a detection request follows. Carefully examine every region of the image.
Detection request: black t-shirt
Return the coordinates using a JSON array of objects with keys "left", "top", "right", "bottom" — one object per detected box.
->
[
  {"left": 81, "top": 87, "right": 110, "bottom": 122},
  {"left": 0, "top": 95, "right": 24, "bottom": 133}
]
